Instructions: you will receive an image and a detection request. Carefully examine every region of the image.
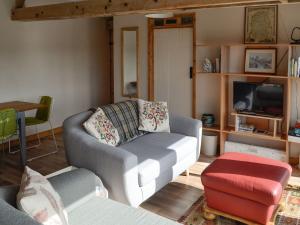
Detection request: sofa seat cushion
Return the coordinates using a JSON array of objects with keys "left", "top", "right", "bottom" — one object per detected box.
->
[
  {"left": 121, "top": 133, "right": 197, "bottom": 187},
  {"left": 201, "top": 152, "right": 292, "bottom": 206},
  {"left": 68, "top": 196, "right": 179, "bottom": 225}
]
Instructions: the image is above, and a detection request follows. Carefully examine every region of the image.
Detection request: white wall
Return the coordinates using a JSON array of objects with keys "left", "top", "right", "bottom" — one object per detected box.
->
[
  {"left": 114, "top": 15, "right": 148, "bottom": 102},
  {"left": 0, "top": 1, "right": 110, "bottom": 134}
]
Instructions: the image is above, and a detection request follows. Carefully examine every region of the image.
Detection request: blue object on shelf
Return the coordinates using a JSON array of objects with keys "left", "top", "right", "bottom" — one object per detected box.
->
[{"left": 201, "top": 114, "right": 215, "bottom": 128}]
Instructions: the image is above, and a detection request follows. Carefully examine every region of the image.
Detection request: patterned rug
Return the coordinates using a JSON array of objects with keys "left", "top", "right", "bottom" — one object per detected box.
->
[{"left": 178, "top": 185, "right": 300, "bottom": 225}]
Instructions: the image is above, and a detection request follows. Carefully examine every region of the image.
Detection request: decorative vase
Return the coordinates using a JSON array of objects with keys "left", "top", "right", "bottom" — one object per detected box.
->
[
  {"left": 202, "top": 58, "right": 213, "bottom": 73},
  {"left": 201, "top": 114, "right": 215, "bottom": 127}
]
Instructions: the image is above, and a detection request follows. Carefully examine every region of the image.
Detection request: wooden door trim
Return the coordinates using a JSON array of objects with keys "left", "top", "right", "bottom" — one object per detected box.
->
[{"left": 147, "top": 13, "right": 196, "bottom": 118}]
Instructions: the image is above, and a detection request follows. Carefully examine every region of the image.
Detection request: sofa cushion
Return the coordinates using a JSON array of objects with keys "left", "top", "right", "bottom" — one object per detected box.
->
[
  {"left": 68, "top": 196, "right": 179, "bottom": 225},
  {"left": 121, "top": 133, "right": 197, "bottom": 186},
  {"left": 137, "top": 99, "right": 170, "bottom": 133},
  {"left": 101, "top": 100, "right": 146, "bottom": 144},
  {"left": 83, "top": 108, "right": 120, "bottom": 146}
]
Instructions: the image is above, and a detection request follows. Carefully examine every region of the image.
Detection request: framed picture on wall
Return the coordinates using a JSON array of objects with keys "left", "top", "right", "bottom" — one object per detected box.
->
[
  {"left": 244, "top": 48, "right": 277, "bottom": 74},
  {"left": 244, "top": 5, "right": 278, "bottom": 44}
]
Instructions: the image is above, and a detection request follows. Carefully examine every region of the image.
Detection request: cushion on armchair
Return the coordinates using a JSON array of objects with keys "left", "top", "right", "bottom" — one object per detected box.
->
[{"left": 101, "top": 100, "right": 146, "bottom": 144}]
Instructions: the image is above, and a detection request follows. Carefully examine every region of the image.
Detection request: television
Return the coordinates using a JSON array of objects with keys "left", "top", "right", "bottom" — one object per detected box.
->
[{"left": 233, "top": 81, "right": 284, "bottom": 116}]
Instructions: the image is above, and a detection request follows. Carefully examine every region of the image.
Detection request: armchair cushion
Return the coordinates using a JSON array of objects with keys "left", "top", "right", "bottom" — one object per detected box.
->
[
  {"left": 121, "top": 133, "right": 197, "bottom": 186},
  {"left": 101, "top": 100, "right": 146, "bottom": 144}
]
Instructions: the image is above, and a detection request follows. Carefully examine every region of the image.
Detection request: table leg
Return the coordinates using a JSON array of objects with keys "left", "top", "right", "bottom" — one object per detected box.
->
[{"left": 17, "top": 112, "right": 27, "bottom": 167}]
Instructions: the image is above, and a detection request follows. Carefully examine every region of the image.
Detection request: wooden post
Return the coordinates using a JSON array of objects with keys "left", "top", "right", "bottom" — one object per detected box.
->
[{"left": 273, "top": 120, "right": 277, "bottom": 137}]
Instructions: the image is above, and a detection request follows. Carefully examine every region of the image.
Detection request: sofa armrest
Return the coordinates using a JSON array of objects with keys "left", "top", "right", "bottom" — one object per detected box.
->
[
  {"left": 169, "top": 114, "right": 202, "bottom": 138},
  {"left": 48, "top": 168, "right": 108, "bottom": 211},
  {"left": 169, "top": 114, "right": 202, "bottom": 158},
  {"left": 0, "top": 200, "right": 42, "bottom": 225},
  {"left": 63, "top": 112, "right": 143, "bottom": 207}
]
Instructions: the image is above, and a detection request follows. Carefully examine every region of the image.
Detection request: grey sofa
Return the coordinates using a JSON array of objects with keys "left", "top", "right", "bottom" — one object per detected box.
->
[
  {"left": 0, "top": 168, "right": 180, "bottom": 225},
  {"left": 63, "top": 109, "right": 202, "bottom": 207}
]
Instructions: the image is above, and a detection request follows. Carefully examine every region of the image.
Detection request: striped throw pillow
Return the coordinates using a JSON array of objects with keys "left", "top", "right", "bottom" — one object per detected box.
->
[{"left": 101, "top": 100, "right": 146, "bottom": 145}]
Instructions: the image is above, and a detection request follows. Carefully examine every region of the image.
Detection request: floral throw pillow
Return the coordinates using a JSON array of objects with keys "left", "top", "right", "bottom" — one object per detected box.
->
[
  {"left": 83, "top": 108, "right": 120, "bottom": 146},
  {"left": 17, "top": 167, "right": 69, "bottom": 225},
  {"left": 138, "top": 99, "right": 170, "bottom": 132}
]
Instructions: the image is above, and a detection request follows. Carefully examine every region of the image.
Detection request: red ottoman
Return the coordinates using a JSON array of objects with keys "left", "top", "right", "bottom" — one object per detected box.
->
[{"left": 201, "top": 152, "right": 292, "bottom": 225}]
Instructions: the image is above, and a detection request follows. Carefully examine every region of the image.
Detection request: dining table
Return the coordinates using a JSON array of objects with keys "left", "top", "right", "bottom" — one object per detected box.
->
[{"left": 0, "top": 101, "right": 46, "bottom": 167}]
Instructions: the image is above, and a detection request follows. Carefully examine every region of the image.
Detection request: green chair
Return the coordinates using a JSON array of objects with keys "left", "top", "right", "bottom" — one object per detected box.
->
[
  {"left": 25, "top": 96, "right": 58, "bottom": 161},
  {"left": 0, "top": 108, "right": 17, "bottom": 165}
]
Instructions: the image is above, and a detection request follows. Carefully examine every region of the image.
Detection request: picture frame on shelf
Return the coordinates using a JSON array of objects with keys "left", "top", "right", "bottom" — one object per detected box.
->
[
  {"left": 244, "top": 5, "right": 278, "bottom": 44},
  {"left": 244, "top": 48, "right": 277, "bottom": 74}
]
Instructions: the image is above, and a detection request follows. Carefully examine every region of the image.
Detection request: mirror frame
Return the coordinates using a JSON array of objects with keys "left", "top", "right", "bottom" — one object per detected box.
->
[{"left": 121, "top": 27, "right": 139, "bottom": 98}]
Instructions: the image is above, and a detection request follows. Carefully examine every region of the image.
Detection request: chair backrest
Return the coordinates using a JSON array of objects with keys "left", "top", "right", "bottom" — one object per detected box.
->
[
  {"left": 0, "top": 108, "right": 17, "bottom": 141},
  {"left": 36, "top": 96, "right": 52, "bottom": 122}
]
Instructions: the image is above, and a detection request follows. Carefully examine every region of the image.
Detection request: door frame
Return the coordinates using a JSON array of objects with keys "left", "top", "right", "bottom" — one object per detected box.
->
[{"left": 147, "top": 13, "right": 196, "bottom": 118}]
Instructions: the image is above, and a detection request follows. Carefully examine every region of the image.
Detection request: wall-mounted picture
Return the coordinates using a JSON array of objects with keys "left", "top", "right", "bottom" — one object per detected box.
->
[
  {"left": 245, "top": 48, "right": 277, "bottom": 74},
  {"left": 244, "top": 5, "right": 278, "bottom": 44}
]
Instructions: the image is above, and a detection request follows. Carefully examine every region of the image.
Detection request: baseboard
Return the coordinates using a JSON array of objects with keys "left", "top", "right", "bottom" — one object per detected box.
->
[{"left": 1, "top": 127, "right": 63, "bottom": 150}]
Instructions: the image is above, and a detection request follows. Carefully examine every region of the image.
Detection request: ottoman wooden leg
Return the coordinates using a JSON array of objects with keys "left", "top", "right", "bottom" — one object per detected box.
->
[
  {"left": 185, "top": 169, "right": 190, "bottom": 177},
  {"left": 203, "top": 204, "right": 216, "bottom": 220}
]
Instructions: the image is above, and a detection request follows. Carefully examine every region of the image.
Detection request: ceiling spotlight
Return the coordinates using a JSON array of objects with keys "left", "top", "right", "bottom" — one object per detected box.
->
[{"left": 145, "top": 12, "right": 174, "bottom": 19}]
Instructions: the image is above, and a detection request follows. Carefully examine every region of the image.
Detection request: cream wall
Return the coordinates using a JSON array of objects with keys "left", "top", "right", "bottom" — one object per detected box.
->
[{"left": 0, "top": 1, "right": 110, "bottom": 134}]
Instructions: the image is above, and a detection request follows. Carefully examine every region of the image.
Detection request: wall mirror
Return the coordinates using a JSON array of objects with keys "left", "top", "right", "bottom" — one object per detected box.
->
[{"left": 121, "top": 27, "right": 139, "bottom": 97}]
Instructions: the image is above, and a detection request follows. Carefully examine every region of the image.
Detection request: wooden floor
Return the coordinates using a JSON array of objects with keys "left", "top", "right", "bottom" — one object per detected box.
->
[{"left": 1, "top": 134, "right": 300, "bottom": 221}]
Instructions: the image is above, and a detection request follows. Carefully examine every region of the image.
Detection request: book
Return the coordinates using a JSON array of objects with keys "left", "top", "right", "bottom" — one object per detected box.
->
[{"left": 290, "top": 57, "right": 300, "bottom": 77}]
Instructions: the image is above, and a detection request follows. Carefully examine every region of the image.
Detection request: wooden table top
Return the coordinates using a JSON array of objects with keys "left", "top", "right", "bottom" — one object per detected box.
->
[{"left": 0, "top": 101, "right": 46, "bottom": 112}]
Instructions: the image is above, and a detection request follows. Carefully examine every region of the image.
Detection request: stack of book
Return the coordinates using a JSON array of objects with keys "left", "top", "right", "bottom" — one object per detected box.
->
[{"left": 290, "top": 57, "right": 300, "bottom": 77}]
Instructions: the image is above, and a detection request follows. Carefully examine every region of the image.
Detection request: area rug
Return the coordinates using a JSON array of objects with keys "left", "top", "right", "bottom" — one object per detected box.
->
[{"left": 178, "top": 185, "right": 300, "bottom": 225}]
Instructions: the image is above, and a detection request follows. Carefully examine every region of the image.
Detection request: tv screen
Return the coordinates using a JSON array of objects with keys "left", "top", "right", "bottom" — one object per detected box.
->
[{"left": 233, "top": 82, "right": 283, "bottom": 116}]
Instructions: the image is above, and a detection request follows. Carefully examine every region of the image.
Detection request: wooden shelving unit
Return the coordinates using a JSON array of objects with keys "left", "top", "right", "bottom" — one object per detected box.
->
[
  {"left": 203, "top": 124, "right": 221, "bottom": 132},
  {"left": 194, "top": 42, "right": 300, "bottom": 163}
]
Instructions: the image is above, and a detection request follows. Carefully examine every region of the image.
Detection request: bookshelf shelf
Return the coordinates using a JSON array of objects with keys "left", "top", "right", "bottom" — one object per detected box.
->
[
  {"left": 231, "top": 112, "right": 283, "bottom": 121},
  {"left": 225, "top": 73, "right": 288, "bottom": 79},
  {"left": 196, "top": 72, "right": 289, "bottom": 78},
  {"left": 203, "top": 124, "right": 221, "bottom": 132},
  {"left": 196, "top": 43, "right": 292, "bottom": 47},
  {"left": 222, "top": 129, "right": 286, "bottom": 142}
]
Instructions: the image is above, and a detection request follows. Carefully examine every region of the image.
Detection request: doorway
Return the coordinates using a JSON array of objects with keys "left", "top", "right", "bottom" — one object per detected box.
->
[{"left": 148, "top": 14, "right": 196, "bottom": 117}]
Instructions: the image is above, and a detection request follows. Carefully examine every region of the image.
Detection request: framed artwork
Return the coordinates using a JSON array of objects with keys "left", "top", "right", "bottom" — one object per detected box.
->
[
  {"left": 244, "top": 5, "right": 278, "bottom": 44},
  {"left": 244, "top": 48, "right": 277, "bottom": 74}
]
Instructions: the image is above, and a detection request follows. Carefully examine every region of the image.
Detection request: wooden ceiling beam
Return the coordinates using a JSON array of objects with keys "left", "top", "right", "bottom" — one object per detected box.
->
[{"left": 11, "top": 0, "right": 283, "bottom": 21}]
